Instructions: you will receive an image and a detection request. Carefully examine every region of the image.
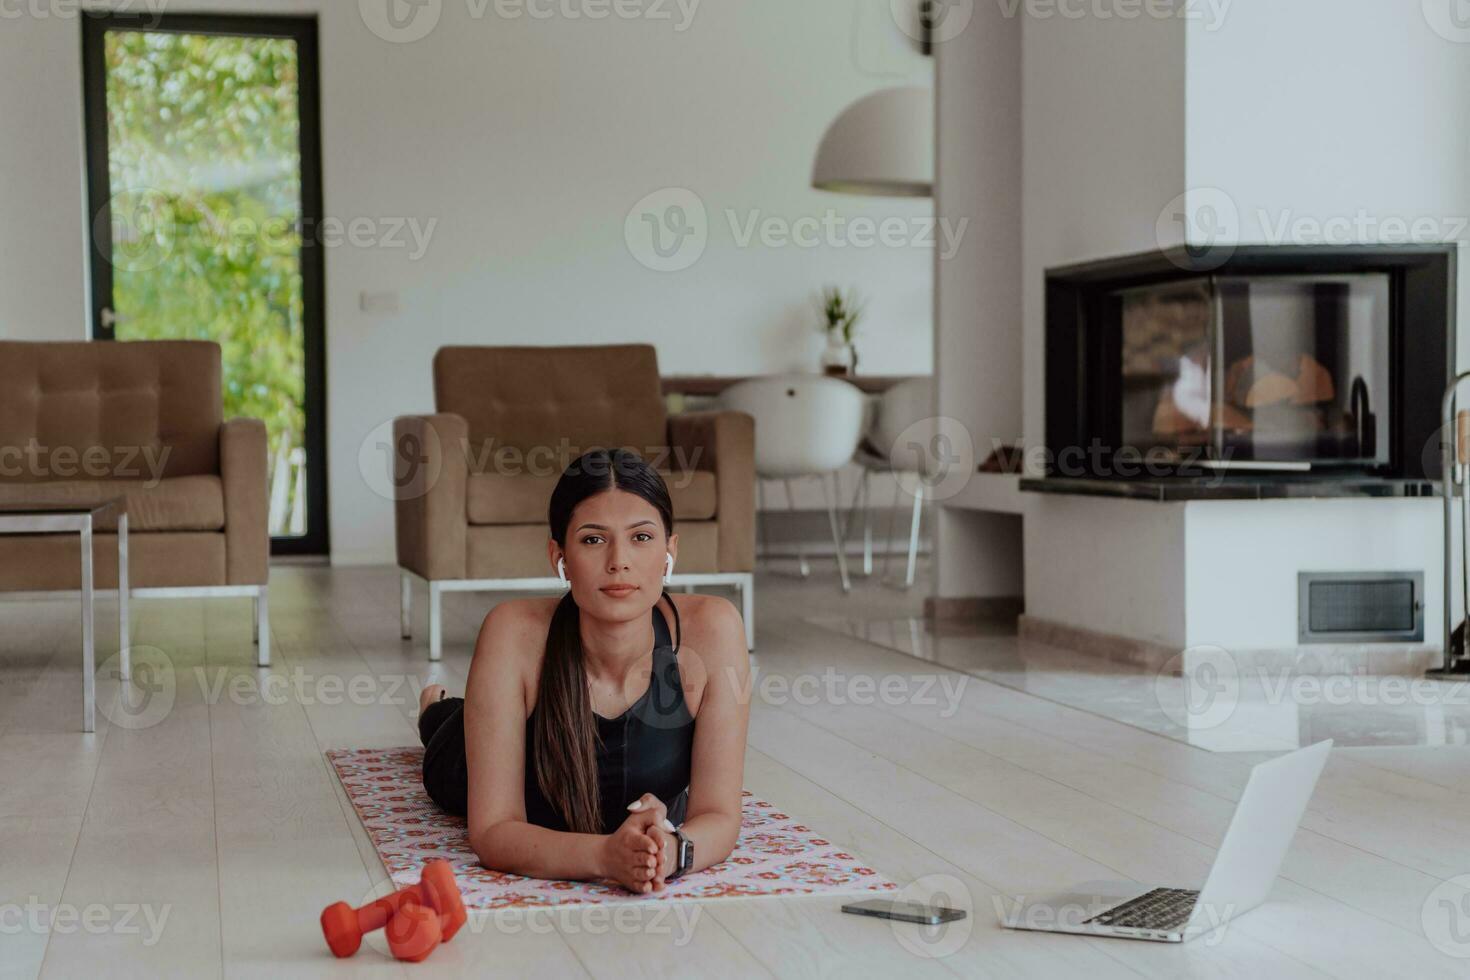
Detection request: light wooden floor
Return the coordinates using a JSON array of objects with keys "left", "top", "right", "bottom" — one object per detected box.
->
[{"left": 4, "top": 560, "right": 1470, "bottom": 978}]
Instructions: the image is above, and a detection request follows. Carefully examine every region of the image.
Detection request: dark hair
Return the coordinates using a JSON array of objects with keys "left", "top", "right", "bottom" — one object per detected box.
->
[{"left": 534, "top": 447, "right": 681, "bottom": 833}]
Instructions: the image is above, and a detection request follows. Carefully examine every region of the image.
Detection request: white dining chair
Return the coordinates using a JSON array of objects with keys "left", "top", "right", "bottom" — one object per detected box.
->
[
  {"left": 844, "top": 377, "right": 935, "bottom": 589},
  {"left": 720, "top": 374, "right": 867, "bottom": 592}
]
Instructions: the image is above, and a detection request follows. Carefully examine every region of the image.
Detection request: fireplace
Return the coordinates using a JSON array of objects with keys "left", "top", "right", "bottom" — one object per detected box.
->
[
  {"left": 1120, "top": 273, "right": 1390, "bottom": 468},
  {"left": 1035, "top": 245, "right": 1455, "bottom": 495}
]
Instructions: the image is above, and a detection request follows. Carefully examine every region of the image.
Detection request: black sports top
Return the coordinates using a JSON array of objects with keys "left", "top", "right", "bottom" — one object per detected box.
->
[{"left": 522, "top": 601, "right": 695, "bottom": 834}]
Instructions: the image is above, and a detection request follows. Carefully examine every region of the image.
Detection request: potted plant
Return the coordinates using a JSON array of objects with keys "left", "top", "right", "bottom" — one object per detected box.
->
[{"left": 817, "top": 285, "right": 864, "bottom": 376}]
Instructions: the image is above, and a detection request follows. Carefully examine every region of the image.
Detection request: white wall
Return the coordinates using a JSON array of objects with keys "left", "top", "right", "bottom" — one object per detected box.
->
[
  {"left": 1017, "top": 8, "right": 1186, "bottom": 635},
  {"left": 1173, "top": 1, "right": 1470, "bottom": 650},
  {"left": 1026, "top": 495, "right": 1188, "bottom": 647},
  {"left": 1020, "top": 8, "right": 1187, "bottom": 460},
  {"left": 932, "top": 0, "right": 1024, "bottom": 601},
  {"left": 1185, "top": 498, "right": 1442, "bottom": 649},
  {"left": 0, "top": 13, "right": 90, "bottom": 334},
  {"left": 1185, "top": 1, "right": 1470, "bottom": 249},
  {"left": 1015, "top": 2, "right": 1470, "bottom": 651},
  {"left": 0, "top": 0, "right": 934, "bottom": 564}
]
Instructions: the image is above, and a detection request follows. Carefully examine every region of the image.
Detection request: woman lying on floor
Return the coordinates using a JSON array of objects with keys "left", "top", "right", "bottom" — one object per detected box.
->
[{"left": 417, "top": 448, "right": 751, "bottom": 894}]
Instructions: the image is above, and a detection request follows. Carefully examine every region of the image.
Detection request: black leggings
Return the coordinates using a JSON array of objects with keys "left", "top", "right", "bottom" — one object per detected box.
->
[{"left": 419, "top": 696, "right": 471, "bottom": 816}]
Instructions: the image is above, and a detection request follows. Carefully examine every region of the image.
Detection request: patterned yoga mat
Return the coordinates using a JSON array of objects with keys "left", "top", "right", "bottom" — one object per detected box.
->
[{"left": 327, "top": 747, "right": 897, "bottom": 910}]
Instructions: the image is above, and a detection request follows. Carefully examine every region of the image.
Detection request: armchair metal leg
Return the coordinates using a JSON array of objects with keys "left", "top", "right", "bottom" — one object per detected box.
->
[
  {"left": 880, "top": 476, "right": 902, "bottom": 581},
  {"left": 400, "top": 572, "right": 412, "bottom": 639},
  {"left": 783, "top": 478, "right": 810, "bottom": 577},
  {"left": 81, "top": 521, "right": 95, "bottom": 733},
  {"left": 118, "top": 512, "right": 130, "bottom": 681},
  {"left": 738, "top": 574, "right": 755, "bottom": 650},
  {"left": 823, "top": 473, "right": 852, "bottom": 593},
  {"left": 838, "top": 469, "right": 871, "bottom": 575},
  {"left": 255, "top": 587, "right": 270, "bottom": 667},
  {"left": 252, "top": 596, "right": 259, "bottom": 643},
  {"left": 903, "top": 483, "right": 924, "bottom": 589},
  {"left": 429, "top": 582, "right": 443, "bottom": 662},
  {"left": 756, "top": 481, "right": 771, "bottom": 562}
]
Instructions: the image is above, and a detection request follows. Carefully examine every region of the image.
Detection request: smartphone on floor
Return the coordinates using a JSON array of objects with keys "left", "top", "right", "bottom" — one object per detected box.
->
[{"left": 841, "top": 899, "right": 967, "bottom": 925}]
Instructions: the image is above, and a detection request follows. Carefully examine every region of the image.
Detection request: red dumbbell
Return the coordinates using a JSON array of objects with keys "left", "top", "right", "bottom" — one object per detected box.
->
[
  {"left": 384, "top": 901, "right": 449, "bottom": 963},
  {"left": 321, "top": 860, "right": 467, "bottom": 959}
]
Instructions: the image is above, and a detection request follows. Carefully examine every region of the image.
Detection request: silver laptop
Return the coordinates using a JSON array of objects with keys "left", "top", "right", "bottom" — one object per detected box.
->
[{"left": 998, "top": 739, "right": 1332, "bottom": 943}]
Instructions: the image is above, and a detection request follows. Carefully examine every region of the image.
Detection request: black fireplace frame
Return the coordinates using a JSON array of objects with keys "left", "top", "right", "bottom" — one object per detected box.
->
[{"left": 1042, "top": 244, "right": 1456, "bottom": 486}]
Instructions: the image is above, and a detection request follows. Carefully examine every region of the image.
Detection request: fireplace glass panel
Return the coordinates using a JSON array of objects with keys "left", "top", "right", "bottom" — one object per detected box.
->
[{"left": 1118, "top": 273, "right": 1391, "bottom": 467}]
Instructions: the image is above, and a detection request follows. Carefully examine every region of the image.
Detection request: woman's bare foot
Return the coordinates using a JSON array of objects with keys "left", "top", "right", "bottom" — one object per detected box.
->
[{"left": 419, "top": 684, "right": 448, "bottom": 714}]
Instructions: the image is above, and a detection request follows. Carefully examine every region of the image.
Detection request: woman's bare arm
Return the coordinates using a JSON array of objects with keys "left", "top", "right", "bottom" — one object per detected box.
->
[
  {"left": 664, "top": 596, "right": 751, "bottom": 876},
  {"left": 462, "top": 602, "right": 610, "bottom": 881}
]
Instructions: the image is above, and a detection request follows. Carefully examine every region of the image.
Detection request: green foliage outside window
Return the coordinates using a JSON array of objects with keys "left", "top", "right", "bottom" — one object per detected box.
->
[{"left": 105, "top": 30, "right": 306, "bottom": 535}]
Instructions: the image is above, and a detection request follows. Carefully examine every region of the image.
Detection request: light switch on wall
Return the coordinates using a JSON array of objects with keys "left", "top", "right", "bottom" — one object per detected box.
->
[{"left": 359, "top": 290, "right": 400, "bottom": 314}]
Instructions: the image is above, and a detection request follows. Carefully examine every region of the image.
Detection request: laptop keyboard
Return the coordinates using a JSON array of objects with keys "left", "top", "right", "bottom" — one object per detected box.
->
[{"left": 1085, "top": 888, "right": 1199, "bottom": 931}]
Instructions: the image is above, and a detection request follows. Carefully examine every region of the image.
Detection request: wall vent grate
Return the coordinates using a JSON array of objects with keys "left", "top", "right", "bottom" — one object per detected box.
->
[{"left": 1297, "top": 572, "right": 1423, "bottom": 643}]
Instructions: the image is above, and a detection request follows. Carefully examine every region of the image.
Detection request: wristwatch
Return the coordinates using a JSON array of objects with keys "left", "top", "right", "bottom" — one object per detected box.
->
[{"left": 667, "top": 825, "right": 694, "bottom": 880}]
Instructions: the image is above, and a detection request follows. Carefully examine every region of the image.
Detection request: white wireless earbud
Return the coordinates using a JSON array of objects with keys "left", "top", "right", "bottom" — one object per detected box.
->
[
  {"left": 664, "top": 553, "right": 674, "bottom": 584},
  {"left": 557, "top": 557, "right": 568, "bottom": 586}
]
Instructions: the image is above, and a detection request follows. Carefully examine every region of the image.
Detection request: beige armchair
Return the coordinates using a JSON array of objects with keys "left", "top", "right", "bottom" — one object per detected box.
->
[
  {"left": 394, "top": 344, "right": 755, "bottom": 660},
  {"left": 0, "top": 340, "right": 271, "bottom": 663}
]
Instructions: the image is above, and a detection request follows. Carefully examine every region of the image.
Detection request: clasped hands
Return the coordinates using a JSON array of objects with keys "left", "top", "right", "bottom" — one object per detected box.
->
[{"left": 601, "top": 792, "right": 679, "bottom": 894}]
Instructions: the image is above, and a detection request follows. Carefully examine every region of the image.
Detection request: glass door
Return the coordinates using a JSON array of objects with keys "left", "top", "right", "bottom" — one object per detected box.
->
[{"left": 82, "top": 13, "right": 327, "bottom": 555}]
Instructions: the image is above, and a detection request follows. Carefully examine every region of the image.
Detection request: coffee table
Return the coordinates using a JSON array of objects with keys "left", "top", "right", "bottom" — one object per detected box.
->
[{"left": 0, "top": 499, "right": 128, "bottom": 732}]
